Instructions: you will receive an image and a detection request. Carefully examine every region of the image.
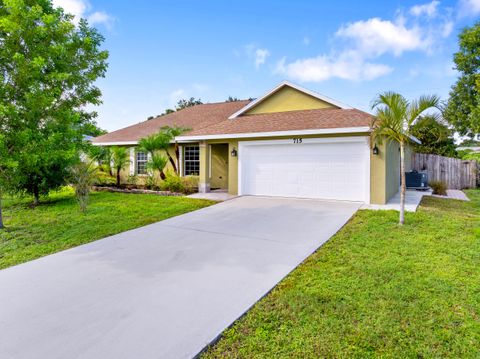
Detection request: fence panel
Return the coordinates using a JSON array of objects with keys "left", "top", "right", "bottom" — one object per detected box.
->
[{"left": 412, "top": 153, "right": 477, "bottom": 189}]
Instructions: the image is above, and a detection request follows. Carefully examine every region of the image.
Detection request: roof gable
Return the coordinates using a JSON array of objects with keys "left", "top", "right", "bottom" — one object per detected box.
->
[{"left": 229, "top": 81, "right": 352, "bottom": 119}]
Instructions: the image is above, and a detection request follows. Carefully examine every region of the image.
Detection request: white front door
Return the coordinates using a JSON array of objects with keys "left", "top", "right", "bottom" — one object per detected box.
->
[{"left": 239, "top": 137, "right": 370, "bottom": 202}]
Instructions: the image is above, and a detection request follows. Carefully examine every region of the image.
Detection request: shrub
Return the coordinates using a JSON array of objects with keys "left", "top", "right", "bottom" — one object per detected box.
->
[
  {"left": 127, "top": 175, "right": 138, "bottom": 186},
  {"left": 183, "top": 175, "right": 199, "bottom": 194},
  {"left": 70, "top": 162, "right": 97, "bottom": 213},
  {"left": 429, "top": 180, "right": 447, "bottom": 196},
  {"left": 94, "top": 171, "right": 116, "bottom": 186},
  {"left": 161, "top": 173, "right": 185, "bottom": 193},
  {"left": 160, "top": 174, "right": 199, "bottom": 194},
  {"left": 145, "top": 174, "right": 159, "bottom": 190}
]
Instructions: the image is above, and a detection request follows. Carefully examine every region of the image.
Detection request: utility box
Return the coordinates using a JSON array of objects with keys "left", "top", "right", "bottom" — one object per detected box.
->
[{"left": 405, "top": 170, "right": 428, "bottom": 189}]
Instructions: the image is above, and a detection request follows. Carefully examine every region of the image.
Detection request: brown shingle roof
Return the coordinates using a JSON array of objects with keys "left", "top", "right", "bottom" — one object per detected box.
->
[
  {"left": 92, "top": 100, "right": 251, "bottom": 143},
  {"left": 93, "top": 101, "right": 373, "bottom": 143},
  {"left": 186, "top": 108, "right": 373, "bottom": 137}
]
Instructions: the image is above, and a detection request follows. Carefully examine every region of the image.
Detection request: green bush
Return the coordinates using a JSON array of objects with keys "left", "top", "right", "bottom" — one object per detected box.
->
[
  {"left": 161, "top": 173, "right": 185, "bottom": 193},
  {"left": 459, "top": 149, "right": 480, "bottom": 162},
  {"left": 160, "top": 174, "right": 199, "bottom": 194},
  {"left": 183, "top": 175, "right": 199, "bottom": 194},
  {"left": 94, "top": 171, "right": 116, "bottom": 186},
  {"left": 145, "top": 174, "right": 159, "bottom": 190},
  {"left": 429, "top": 180, "right": 447, "bottom": 195},
  {"left": 127, "top": 175, "right": 138, "bottom": 186}
]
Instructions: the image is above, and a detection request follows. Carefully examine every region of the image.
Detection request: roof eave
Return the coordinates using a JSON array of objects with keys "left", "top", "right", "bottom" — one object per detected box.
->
[{"left": 176, "top": 126, "right": 370, "bottom": 142}]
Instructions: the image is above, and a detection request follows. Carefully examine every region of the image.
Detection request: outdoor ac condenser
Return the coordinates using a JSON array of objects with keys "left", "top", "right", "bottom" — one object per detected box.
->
[{"left": 405, "top": 170, "right": 428, "bottom": 190}]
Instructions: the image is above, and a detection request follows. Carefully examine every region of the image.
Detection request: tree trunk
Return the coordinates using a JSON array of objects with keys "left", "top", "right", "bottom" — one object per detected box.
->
[
  {"left": 116, "top": 169, "right": 121, "bottom": 187},
  {"left": 175, "top": 143, "right": 180, "bottom": 175},
  {"left": 167, "top": 152, "right": 177, "bottom": 174},
  {"left": 33, "top": 186, "right": 40, "bottom": 206},
  {"left": 159, "top": 170, "right": 166, "bottom": 180},
  {"left": 399, "top": 141, "right": 406, "bottom": 225}
]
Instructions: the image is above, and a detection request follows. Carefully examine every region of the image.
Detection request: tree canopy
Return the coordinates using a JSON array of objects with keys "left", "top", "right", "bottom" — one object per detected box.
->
[
  {"left": 0, "top": 0, "right": 108, "bottom": 204},
  {"left": 444, "top": 22, "right": 480, "bottom": 138},
  {"left": 410, "top": 116, "right": 458, "bottom": 157}
]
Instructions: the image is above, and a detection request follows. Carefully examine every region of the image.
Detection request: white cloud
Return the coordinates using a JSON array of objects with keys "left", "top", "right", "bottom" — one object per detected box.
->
[
  {"left": 441, "top": 21, "right": 454, "bottom": 37},
  {"left": 254, "top": 48, "right": 270, "bottom": 68},
  {"left": 274, "top": 4, "right": 459, "bottom": 84},
  {"left": 52, "top": 0, "right": 113, "bottom": 27},
  {"left": 336, "top": 17, "right": 428, "bottom": 57},
  {"left": 88, "top": 11, "right": 114, "bottom": 29},
  {"left": 275, "top": 52, "right": 392, "bottom": 82},
  {"left": 410, "top": 1, "right": 440, "bottom": 17},
  {"left": 459, "top": 0, "right": 480, "bottom": 16},
  {"left": 244, "top": 44, "right": 270, "bottom": 69}
]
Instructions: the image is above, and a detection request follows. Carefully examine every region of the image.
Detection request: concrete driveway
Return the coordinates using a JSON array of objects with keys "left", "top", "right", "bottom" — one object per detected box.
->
[{"left": 0, "top": 196, "right": 360, "bottom": 359}]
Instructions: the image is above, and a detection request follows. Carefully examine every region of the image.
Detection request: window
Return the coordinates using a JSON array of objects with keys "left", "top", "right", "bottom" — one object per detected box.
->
[
  {"left": 136, "top": 151, "right": 148, "bottom": 175},
  {"left": 184, "top": 145, "right": 199, "bottom": 176}
]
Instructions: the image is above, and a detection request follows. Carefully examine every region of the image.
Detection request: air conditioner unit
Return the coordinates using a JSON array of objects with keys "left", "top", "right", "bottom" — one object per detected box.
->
[{"left": 405, "top": 170, "right": 428, "bottom": 190}]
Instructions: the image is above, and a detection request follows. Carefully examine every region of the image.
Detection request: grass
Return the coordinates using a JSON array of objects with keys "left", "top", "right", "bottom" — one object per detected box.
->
[
  {"left": 0, "top": 187, "right": 214, "bottom": 270},
  {"left": 203, "top": 190, "right": 480, "bottom": 358}
]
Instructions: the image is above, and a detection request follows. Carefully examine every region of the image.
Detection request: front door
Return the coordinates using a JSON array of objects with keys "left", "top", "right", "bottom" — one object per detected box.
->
[{"left": 210, "top": 144, "right": 229, "bottom": 190}]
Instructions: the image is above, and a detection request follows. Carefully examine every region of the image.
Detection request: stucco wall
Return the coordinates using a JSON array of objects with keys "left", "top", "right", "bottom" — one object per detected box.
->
[
  {"left": 385, "top": 141, "right": 400, "bottom": 201},
  {"left": 245, "top": 86, "right": 335, "bottom": 115}
]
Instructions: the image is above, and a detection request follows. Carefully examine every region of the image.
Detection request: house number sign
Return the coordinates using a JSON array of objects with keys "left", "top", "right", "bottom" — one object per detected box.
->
[{"left": 293, "top": 138, "right": 303, "bottom": 144}]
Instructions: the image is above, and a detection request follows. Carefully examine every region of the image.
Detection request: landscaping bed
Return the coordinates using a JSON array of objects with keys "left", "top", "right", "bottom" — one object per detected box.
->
[
  {"left": 203, "top": 190, "right": 480, "bottom": 358},
  {"left": 91, "top": 185, "right": 184, "bottom": 196}
]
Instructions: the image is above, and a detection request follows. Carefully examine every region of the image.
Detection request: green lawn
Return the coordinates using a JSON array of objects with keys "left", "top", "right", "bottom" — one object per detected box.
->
[
  {"left": 0, "top": 188, "right": 214, "bottom": 269},
  {"left": 204, "top": 190, "right": 480, "bottom": 358}
]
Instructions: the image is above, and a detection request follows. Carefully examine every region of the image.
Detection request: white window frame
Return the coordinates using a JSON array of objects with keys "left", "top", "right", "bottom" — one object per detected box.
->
[
  {"left": 136, "top": 151, "right": 148, "bottom": 175},
  {"left": 183, "top": 145, "right": 200, "bottom": 176}
]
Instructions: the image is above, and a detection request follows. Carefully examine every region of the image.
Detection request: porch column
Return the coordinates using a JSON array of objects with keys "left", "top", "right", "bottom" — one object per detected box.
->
[{"left": 199, "top": 141, "right": 210, "bottom": 193}]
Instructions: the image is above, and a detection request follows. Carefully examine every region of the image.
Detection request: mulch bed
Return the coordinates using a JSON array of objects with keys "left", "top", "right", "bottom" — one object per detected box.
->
[{"left": 91, "top": 186, "right": 184, "bottom": 196}]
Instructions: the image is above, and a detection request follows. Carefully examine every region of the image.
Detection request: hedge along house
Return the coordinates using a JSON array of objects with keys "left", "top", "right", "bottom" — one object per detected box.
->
[{"left": 93, "top": 81, "right": 414, "bottom": 204}]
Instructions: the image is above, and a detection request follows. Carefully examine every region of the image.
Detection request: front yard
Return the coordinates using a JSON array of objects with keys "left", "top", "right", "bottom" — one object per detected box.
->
[
  {"left": 0, "top": 188, "right": 214, "bottom": 269},
  {"left": 204, "top": 190, "right": 480, "bottom": 358}
]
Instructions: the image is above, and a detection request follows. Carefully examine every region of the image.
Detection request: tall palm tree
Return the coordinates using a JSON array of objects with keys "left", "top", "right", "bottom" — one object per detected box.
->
[
  {"left": 111, "top": 146, "right": 129, "bottom": 186},
  {"left": 371, "top": 92, "right": 440, "bottom": 225}
]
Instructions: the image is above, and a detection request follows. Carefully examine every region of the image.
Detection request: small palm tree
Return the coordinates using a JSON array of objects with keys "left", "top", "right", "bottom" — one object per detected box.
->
[
  {"left": 111, "top": 146, "right": 129, "bottom": 186},
  {"left": 138, "top": 133, "right": 170, "bottom": 180},
  {"left": 371, "top": 92, "right": 440, "bottom": 225},
  {"left": 147, "top": 153, "right": 169, "bottom": 181},
  {"left": 70, "top": 161, "right": 98, "bottom": 213}
]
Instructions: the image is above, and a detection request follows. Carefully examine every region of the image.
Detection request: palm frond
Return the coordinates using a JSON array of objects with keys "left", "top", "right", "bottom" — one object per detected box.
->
[{"left": 407, "top": 94, "right": 441, "bottom": 127}]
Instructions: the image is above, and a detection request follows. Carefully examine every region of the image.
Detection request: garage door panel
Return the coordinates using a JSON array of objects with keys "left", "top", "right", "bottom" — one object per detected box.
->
[{"left": 239, "top": 139, "right": 369, "bottom": 202}]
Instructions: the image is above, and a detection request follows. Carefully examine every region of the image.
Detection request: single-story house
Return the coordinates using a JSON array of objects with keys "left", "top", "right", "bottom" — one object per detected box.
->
[{"left": 93, "top": 81, "right": 413, "bottom": 204}]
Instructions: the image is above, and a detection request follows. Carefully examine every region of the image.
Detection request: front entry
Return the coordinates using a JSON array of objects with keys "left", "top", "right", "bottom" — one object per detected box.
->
[{"left": 210, "top": 144, "right": 229, "bottom": 190}]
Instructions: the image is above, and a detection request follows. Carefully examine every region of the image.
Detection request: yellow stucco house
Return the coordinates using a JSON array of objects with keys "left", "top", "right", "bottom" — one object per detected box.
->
[{"left": 93, "top": 81, "right": 413, "bottom": 205}]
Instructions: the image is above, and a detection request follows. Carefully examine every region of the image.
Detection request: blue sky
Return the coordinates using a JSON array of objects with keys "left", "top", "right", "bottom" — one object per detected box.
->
[{"left": 53, "top": 0, "right": 480, "bottom": 132}]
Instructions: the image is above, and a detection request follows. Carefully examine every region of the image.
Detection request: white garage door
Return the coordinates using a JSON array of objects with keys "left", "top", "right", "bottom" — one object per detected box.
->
[{"left": 239, "top": 137, "right": 370, "bottom": 202}]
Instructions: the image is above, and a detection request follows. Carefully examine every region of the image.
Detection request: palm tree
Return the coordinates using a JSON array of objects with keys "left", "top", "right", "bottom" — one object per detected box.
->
[
  {"left": 147, "top": 153, "right": 169, "bottom": 180},
  {"left": 138, "top": 133, "right": 170, "bottom": 180},
  {"left": 371, "top": 92, "right": 440, "bottom": 225},
  {"left": 111, "top": 146, "right": 129, "bottom": 186},
  {"left": 161, "top": 126, "right": 189, "bottom": 174}
]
